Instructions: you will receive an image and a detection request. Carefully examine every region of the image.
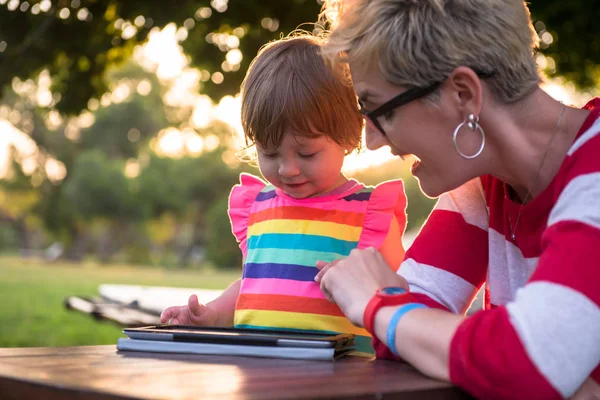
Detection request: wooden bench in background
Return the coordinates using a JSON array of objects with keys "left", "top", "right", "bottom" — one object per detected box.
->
[{"left": 64, "top": 284, "right": 223, "bottom": 327}]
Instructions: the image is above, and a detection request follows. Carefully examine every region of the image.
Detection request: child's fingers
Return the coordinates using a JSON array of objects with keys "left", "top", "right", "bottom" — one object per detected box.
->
[
  {"left": 188, "top": 294, "right": 212, "bottom": 322},
  {"left": 187, "top": 294, "right": 203, "bottom": 316},
  {"left": 160, "top": 307, "right": 174, "bottom": 323}
]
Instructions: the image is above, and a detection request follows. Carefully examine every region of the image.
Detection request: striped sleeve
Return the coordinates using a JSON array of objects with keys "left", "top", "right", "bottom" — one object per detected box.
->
[
  {"left": 400, "top": 178, "right": 489, "bottom": 314},
  {"left": 450, "top": 115, "right": 600, "bottom": 399}
]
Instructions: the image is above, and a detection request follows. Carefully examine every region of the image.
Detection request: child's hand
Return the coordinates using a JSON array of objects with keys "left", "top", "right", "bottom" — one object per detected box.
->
[{"left": 160, "top": 294, "right": 218, "bottom": 326}]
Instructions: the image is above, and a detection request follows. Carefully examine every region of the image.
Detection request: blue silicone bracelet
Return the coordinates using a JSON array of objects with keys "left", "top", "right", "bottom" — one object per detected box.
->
[{"left": 386, "top": 303, "right": 429, "bottom": 356}]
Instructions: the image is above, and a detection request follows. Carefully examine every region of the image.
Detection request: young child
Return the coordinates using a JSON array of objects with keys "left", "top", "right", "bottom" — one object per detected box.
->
[{"left": 160, "top": 33, "right": 407, "bottom": 353}]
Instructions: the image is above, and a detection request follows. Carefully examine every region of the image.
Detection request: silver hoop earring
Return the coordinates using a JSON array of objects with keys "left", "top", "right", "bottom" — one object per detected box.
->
[{"left": 453, "top": 114, "right": 485, "bottom": 159}]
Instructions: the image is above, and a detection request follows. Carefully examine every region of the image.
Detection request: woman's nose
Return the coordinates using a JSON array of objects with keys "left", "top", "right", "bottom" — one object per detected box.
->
[{"left": 364, "top": 124, "right": 390, "bottom": 151}]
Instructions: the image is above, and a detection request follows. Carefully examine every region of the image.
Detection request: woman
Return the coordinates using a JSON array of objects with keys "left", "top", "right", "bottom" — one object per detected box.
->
[{"left": 315, "top": 0, "right": 600, "bottom": 398}]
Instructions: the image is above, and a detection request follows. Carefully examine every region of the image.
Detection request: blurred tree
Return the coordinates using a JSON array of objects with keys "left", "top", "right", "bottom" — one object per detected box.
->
[
  {"left": 0, "top": 146, "right": 40, "bottom": 250},
  {"left": 0, "top": 62, "right": 182, "bottom": 257},
  {"left": 0, "top": 56, "right": 256, "bottom": 266},
  {"left": 349, "top": 157, "right": 436, "bottom": 233},
  {"left": 0, "top": 0, "right": 598, "bottom": 116},
  {"left": 0, "top": 62, "right": 177, "bottom": 260},
  {"left": 63, "top": 151, "right": 139, "bottom": 220},
  {"left": 135, "top": 122, "right": 253, "bottom": 267},
  {"left": 204, "top": 194, "right": 242, "bottom": 268},
  {"left": 0, "top": 0, "right": 323, "bottom": 115},
  {"left": 177, "top": 137, "right": 253, "bottom": 267},
  {"left": 528, "top": 1, "right": 600, "bottom": 89},
  {"left": 61, "top": 149, "right": 143, "bottom": 261}
]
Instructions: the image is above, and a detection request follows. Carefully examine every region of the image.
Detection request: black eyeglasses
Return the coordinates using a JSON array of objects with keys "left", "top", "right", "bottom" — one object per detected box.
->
[{"left": 359, "top": 71, "right": 494, "bottom": 137}]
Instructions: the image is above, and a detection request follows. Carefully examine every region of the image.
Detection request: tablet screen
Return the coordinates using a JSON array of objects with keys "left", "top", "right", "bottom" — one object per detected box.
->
[
  {"left": 128, "top": 325, "right": 346, "bottom": 340},
  {"left": 123, "top": 325, "right": 354, "bottom": 348}
]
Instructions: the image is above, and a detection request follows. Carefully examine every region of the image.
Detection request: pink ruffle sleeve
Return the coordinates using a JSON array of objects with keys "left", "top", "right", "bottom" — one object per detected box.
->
[
  {"left": 357, "top": 179, "right": 408, "bottom": 250},
  {"left": 227, "top": 173, "right": 266, "bottom": 259}
]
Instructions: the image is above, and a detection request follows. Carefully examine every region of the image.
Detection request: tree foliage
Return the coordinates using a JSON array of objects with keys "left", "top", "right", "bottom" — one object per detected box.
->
[
  {"left": 3, "top": 0, "right": 596, "bottom": 115},
  {"left": 528, "top": 1, "right": 600, "bottom": 88},
  {"left": 0, "top": 0, "right": 323, "bottom": 114},
  {"left": 0, "top": 0, "right": 598, "bottom": 266},
  {"left": 0, "top": 58, "right": 252, "bottom": 266}
]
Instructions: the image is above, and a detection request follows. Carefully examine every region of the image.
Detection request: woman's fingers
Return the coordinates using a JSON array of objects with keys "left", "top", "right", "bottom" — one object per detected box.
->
[
  {"left": 315, "top": 258, "right": 342, "bottom": 282},
  {"left": 315, "top": 259, "right": 345, "bottom": 301},
  {"left": 319, "top": 264, "right": 337, "bottom": 302},
  {"left": 314, "top": 263, "right": 333, "bottom": 283},
  {"left": 317, "top": 247, "right": 398, "bottom": 326},
  {"left": 320, "top": 283, "right": 334, "bottom": 302}
]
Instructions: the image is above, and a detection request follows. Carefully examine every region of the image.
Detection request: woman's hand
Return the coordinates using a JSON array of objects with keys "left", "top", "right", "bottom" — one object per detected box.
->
[
  {"left": 315, "top": 247, "right": 409, "bottom": 326},
  {"left": 160, "top": 294, "right": 218, "bottom": 326}
]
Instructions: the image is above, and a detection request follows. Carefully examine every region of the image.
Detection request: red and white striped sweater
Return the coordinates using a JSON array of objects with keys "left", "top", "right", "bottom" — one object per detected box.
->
[{"left": 383, "top": 98, "right": 600, "bottom": 399}]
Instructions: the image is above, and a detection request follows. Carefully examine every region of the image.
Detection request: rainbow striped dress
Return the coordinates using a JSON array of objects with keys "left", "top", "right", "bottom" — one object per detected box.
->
[{"left": 228, "top": 173, "right": 406, "bottom": 353}]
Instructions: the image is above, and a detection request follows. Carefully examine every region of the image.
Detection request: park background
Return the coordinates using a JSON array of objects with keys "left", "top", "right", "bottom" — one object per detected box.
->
[{"left": 0, "top": 0, "right": 598, "bottom": 348}]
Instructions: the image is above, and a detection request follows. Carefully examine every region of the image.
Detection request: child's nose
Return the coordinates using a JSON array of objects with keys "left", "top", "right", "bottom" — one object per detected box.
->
[{"left": 278, "top": 159, "right": 300, "bottom": 177}]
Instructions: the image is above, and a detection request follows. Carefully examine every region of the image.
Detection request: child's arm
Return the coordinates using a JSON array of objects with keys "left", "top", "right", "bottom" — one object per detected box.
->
[
  {"left": 160, "top": 278, "right": 241, "bottom": 327},
  {"left": 204, "top": 278, "right": 241, "bottom": 327},
  {"left": 378, "top": 214, "right": 405, "bottom": 272}
]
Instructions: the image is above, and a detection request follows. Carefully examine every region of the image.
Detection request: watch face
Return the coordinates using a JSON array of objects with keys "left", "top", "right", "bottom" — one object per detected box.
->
[{"left": 378, "top": 287, "right": 407, "bottom": 296}]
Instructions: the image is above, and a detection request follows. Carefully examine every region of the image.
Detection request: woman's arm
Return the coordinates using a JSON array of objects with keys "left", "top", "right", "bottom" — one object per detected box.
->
[
  {"left": 441, "top": 131, "right": 600, "bottom": 399},
  {"left": 401, "top": 178, "right": 490, "bottom": 314},
  {"left": 318, "top": 172, "right": 600, "bottom": 399},
  {"left": 322, "top": 233, "right": 599, "bottom": 399},
  {"left": 373, "top": 306, "right": 464, "bottom": 380},
  {"left": 379, "top": 166, "right": 600, "bottom": 398}
]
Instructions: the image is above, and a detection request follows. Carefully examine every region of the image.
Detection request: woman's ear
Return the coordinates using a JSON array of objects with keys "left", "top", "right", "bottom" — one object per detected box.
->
[{"left": 445, "top": 66, "right": 484, "bottom": 118}]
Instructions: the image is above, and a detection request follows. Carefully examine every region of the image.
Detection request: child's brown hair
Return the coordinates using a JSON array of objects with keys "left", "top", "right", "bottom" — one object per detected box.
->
[{"left": 240, "top": 32, "right": 363, "bottom": 153}]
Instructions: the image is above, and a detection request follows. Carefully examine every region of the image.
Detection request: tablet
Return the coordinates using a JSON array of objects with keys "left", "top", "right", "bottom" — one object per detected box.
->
[{"left": 122, "top": 325, "right": 354, "bottom": 349}]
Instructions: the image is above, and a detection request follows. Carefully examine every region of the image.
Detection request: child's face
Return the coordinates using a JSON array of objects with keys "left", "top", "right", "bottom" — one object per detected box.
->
[{"left": 256, "top": 131, "right": 349, "bottom": 199}]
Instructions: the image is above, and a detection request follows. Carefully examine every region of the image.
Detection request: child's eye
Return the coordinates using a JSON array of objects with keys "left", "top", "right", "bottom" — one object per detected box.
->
[
  {"left": 384, "top": 110, "right": 395, "bottom": 121},
  {"left": 298, "top": 152, "right": 317, "bottom": 159}
]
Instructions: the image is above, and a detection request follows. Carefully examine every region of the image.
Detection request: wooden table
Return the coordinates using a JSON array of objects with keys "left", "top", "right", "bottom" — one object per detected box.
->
[{"left": 0, "top": 345, "right": 470, "bottom": 399}]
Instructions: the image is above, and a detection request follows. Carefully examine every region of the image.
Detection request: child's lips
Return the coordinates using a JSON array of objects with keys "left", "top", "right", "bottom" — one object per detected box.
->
[{"left": 284, "top": 182, "right": 307, "bottom": 188}]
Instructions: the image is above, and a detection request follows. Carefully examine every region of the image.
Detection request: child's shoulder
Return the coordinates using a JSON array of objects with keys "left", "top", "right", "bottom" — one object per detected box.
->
[
  {"left": 228, "top": 173, "right": 267, "bottom": 216},
  {"left": 348, "top": 179, "right": 406, "bottom": 202},
  {"left": 236, "top": 173, "right": 267, "bottom": 190},
  {"left": 229, "top": 173, "right": 269, "bottom": 198},
  {"left": 354, "top": 179, "right": 407, "bottom": 263}
]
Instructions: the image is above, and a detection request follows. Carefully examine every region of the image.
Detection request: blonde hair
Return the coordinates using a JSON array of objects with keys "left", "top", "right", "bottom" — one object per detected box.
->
[
  {"left": 320, "top": 0, "right": 541, "bottom": 103},
  {"left": 240, "top": 32, "right": 362, "bottom": 153}
]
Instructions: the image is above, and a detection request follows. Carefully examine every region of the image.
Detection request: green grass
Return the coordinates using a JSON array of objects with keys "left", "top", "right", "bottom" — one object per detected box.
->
[{"left": 0, "top": 255, "right": 239, "bottom": 348}]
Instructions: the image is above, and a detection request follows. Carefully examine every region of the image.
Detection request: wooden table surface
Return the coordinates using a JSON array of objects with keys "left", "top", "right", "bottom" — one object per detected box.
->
[{"left": 0, "top": 345, "right": 470, "bottom": 399}]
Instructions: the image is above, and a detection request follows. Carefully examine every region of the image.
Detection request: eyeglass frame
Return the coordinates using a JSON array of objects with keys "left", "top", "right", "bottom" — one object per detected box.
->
[{"left": 359, "top": 70, "right": 495, "bottom": 137}]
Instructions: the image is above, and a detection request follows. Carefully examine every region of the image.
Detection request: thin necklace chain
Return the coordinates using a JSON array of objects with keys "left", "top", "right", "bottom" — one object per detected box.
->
[{"left": 507, "top": 104, "right": 567, "bottom": 241}]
